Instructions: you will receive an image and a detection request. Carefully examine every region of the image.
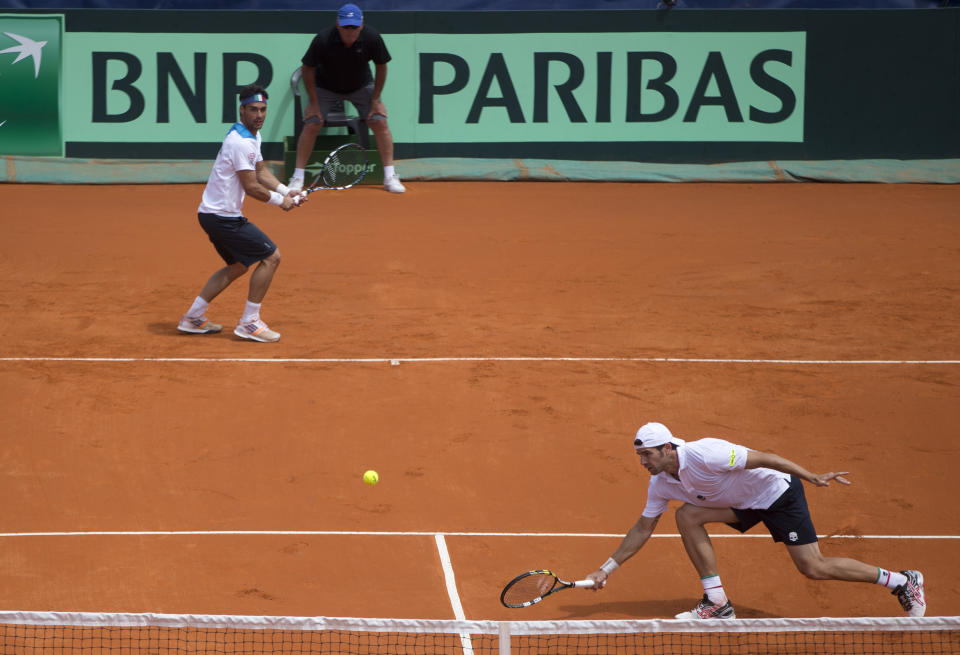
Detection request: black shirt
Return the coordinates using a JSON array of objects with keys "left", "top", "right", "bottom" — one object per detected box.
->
[{"left": 301, "top": 25, "right": 391, "bottom": 94}]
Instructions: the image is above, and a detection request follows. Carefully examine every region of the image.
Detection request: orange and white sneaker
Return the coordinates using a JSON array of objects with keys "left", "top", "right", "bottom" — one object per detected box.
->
[
  {"left": 178, "top": 315, "right": 222, "bottom": 334},
  {"left": 234, "top": 318, "right": 281, "bottom": 343}
]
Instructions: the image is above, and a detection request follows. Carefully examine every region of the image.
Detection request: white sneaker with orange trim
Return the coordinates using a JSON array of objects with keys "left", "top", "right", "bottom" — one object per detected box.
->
[{"left": 234, "top": 318, "right": 281, "bottom": 343}]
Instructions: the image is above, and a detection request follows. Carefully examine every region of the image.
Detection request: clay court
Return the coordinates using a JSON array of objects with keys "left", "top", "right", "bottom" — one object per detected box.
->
[{"left": 0, "top": 181, "right": 958, "bottom": 624}]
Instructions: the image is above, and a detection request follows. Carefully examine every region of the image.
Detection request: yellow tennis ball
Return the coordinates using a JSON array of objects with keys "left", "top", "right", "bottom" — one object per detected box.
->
[{"left": 362, "top": 470, "right": 379, "bottom": 486}]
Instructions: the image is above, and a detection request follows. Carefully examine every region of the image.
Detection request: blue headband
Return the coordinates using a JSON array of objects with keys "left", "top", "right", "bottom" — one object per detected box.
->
[{"left": 240, "top": 93, "right": 267, "bottom": 106}]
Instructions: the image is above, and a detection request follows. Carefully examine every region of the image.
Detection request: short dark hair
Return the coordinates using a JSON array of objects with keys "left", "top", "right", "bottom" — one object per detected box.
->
[{"left": 239, "top": 84, "right": 268, "bottom": 103}]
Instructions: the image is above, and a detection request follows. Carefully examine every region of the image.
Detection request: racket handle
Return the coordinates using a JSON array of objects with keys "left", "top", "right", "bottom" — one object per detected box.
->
[{"left": 573, "top": 579, "right": 596, "bottom": 588}]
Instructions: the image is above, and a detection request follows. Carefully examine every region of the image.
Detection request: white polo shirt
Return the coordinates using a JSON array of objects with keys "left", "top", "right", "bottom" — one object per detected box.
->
[
  {"left": 641, "top": 438, "right": 790, "bottom": 518},
  {"left": 198, "top": 122, "right": 262, "bottom": 217}
]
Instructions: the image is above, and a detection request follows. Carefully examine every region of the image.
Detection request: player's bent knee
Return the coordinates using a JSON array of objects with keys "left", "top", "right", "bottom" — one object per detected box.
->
[
  {"left": 794, "top": 558, "right": 829, "bottom": 580},
  {"left": 674, "top": 503, "right": 698, "bottom": 527}
]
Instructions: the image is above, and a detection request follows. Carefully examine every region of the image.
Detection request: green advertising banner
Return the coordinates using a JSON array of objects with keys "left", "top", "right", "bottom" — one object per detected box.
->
[
  {"left": 0, "top": 14, "right": 62, "bottom": 156},
  {"left": 3, "top": 9, "right": 957, "bottom": 163},
  {"left": 61, "top": 30, "right": 805, "bottom": 149}
]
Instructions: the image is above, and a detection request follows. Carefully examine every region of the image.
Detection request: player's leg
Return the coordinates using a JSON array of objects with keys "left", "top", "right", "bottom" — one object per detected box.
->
[
  {"left": 247, "top": 248, "right": 281, "bottom": 304},
  {"left": 675, "top": 503, "right": 738, "bottom": 577},
  {"left": 786, "top": 543, "right": 926, "bottom": 616},
  {"left": 349, "top": 84, "right": 405, "bottom": 193},
  {"left": 179, "top": 262, "right": 248, "bottom": 334},
  {"left": 234, "top": 249, "right": 281, "bottom": 343},
  {"left": 223, "top": 221, "right": 282, "bottom": 343},
  {"left": 786, "top": 542, "right": 877, "bottom": 581},
  {"left": 180, "top": 215, "right": 254, "bottom": 335},
  {"left": 673, "top": 504, "right": 738, "bottom": 620},
  {"left": 199, "top": 262, "right": 249, "bottom": 302},
  {"left": 770, "top": 476, "right": 926, "bottom": 616}
]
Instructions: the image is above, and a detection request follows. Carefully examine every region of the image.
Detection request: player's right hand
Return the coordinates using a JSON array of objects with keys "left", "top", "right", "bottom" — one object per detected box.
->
[
  {"left": 586, "top": 571, "right": 608, "bottom": 590},
  {"left": 281, "top": 194, "right": 299, "bottom": 211}
]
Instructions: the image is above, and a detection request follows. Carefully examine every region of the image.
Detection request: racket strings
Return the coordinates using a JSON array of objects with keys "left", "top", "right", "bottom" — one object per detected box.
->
[
  {"left": 322, "top": 146, "right": 367, "bottom": 188},
  {"left": 502, "top": 573, "right": 557, "bottom": 605}
]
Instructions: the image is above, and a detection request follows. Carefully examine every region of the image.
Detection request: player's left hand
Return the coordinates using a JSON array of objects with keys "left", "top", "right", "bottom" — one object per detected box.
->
[{"left": 812, "top": 471, "right": 851, "bottom": 486}]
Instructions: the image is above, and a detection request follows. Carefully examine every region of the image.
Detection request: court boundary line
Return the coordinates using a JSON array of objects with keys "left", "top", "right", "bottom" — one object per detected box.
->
[
  {"left": 1, "top": 531, "right": 956, "bottom": 539},
  {"left": 1, "top": 356, "right": 958, "bottom": 365},
  {"left": 434, "top": 534, "right": 474, "bottom": 655}
]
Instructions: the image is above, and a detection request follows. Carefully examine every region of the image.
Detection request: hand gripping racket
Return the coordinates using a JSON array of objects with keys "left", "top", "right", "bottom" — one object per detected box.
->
[
  {"left": 296, "top": 142, "right": 369, "bottom": 201},
  {"left": 500, "top": 570, "right": 595, "bottom": 608}
]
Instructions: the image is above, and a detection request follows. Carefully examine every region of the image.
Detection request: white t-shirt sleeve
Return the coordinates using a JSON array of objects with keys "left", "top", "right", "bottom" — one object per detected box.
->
[
  {"left": 641, "top": 478, "right": 670, "bottom": 518},
  {"left": 701, "top": 439, "right": 749, "bottom": 473},
  {"left": 227, "top": 137, "right": 259, "bottom": 172}
]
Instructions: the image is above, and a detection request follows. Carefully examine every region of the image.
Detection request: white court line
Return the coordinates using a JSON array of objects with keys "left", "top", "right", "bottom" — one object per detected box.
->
[
  {"left": 0, "top": 356, "right": 958, "bottom": 365},
  {"left": 0, "top": 530, "right": 955, "bottom": 539},
  {"left": 434, "top": 534, "right": 474, "bottom": 655}
]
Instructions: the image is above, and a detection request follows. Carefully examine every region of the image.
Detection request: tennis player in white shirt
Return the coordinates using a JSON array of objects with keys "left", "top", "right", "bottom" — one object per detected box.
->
[
  {"left": 178, "top": 84, "right": 304, "bottom": 343},
  {"left": 586, "top": 422, "right": 926, "bottom": 619}
]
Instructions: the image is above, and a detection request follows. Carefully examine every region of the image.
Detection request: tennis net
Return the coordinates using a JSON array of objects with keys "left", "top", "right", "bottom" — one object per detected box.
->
[{"left": 0, "top": 611, "right": 958, "bottom": 654}]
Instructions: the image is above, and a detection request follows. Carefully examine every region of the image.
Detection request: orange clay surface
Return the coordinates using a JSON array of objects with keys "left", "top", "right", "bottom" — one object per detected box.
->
[{"left": 0, "top": 181, "right": 958, "bottom": 620}]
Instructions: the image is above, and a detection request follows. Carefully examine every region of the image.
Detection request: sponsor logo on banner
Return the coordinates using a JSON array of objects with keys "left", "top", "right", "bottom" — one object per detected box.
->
[{"left": 0, "top": 15, "right": 62, "bottom": 156}]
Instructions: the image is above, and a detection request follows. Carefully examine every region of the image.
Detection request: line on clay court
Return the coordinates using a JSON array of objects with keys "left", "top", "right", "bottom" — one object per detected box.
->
[
  {"left": 0, "top": 531, "right": 955, "bottom": 539},
  {"left": 1, "top": 357, "right": 958, "bottom": 365}
]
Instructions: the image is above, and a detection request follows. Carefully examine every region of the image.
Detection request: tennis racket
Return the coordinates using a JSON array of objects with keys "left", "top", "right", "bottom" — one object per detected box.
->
[
  {"left": 297, "top": 142, "right": 369, "bottom": 199},
  {"left": 500, "top": 570, "right": 595, "bottom": 608}
]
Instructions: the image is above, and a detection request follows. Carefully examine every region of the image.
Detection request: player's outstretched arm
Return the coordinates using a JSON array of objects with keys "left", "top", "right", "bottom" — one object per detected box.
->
[
  {"left": 745, "top": 450, "right": 851, "bottom": 487},
  {"left": 587, "top": 514, "right": 660, "bottom": 590}
]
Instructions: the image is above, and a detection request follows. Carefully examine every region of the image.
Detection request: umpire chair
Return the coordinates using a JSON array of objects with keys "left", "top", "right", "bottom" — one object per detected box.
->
[{"left": 290, "top": 66, "right": 370, "bottom": 149}]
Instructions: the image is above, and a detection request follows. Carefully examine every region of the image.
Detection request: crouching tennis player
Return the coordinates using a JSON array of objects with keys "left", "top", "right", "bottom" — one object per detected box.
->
[
  {"left": 586, "top": 422, "right": 926, "bottom": 619},
  {"left": 178, "top": 84, "right": 304, "bottom": 343}
]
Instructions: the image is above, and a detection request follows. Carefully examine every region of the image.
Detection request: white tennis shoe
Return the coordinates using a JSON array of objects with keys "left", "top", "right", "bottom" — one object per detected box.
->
[
  {"left": 234, "top": 318, "right": 281, "bottom": 343},
  {"left": 287, "top": 176, "right": 304, "bottom": 192},
  {"left": 383, "top": 174, "right": 406, "bottom": 194},
  {"left": 675, "top": 595, "right": 736, "bottom": 620},
  {"left": 894, "top": 570, "right": 926, "bottom": 617},
  {"left": 177, "top": 315, "right": 222, "bottom": 334}
]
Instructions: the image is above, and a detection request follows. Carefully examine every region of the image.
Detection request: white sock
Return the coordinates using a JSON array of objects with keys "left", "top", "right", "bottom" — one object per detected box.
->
[
  {"left": 701, "top": 575, "right": 727, "bottom": 605},
  {"left": 876, "top": 568, "right": 907, "bottom": 590},
  {"left": 241, "top": 300, "right": 261, "bottom": 324},
  {"left": 384, "top": 165, "right": 396, "bottom": 179},
  {"left": 186, "top": 296, "right": 209, "bottom": 318},
  {"left": 292, "top": 168, "right": 305, "bottom": 179}
]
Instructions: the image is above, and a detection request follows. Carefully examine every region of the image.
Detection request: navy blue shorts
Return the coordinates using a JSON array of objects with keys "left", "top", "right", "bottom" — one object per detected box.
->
[
  {"left": 198, "top": 213, "right": 277, "bottom": 266},
  {"left": 727, "top": 475, "right": 818, "bottom": 545}
]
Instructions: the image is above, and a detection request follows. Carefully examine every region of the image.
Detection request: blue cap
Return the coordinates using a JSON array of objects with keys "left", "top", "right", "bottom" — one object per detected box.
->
[{"left": 338, "top": 4, "right": 363, "bottom": 27}]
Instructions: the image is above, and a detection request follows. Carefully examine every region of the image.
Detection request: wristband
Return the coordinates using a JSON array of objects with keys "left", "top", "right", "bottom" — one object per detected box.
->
[
  {"left": 276, "top": 183, "right": 290, "bottom": 196},
  {"left": 267, "top": 191, "right": 283, "bottom": 206},
  {"left": 600, "top": 557, "right": 619, "bottom": 575}
]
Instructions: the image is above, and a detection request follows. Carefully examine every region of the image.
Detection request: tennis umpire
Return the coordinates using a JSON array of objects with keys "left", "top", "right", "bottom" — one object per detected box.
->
[{"left": 287, "top": 3, "right": 405, "bottom": 194}]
